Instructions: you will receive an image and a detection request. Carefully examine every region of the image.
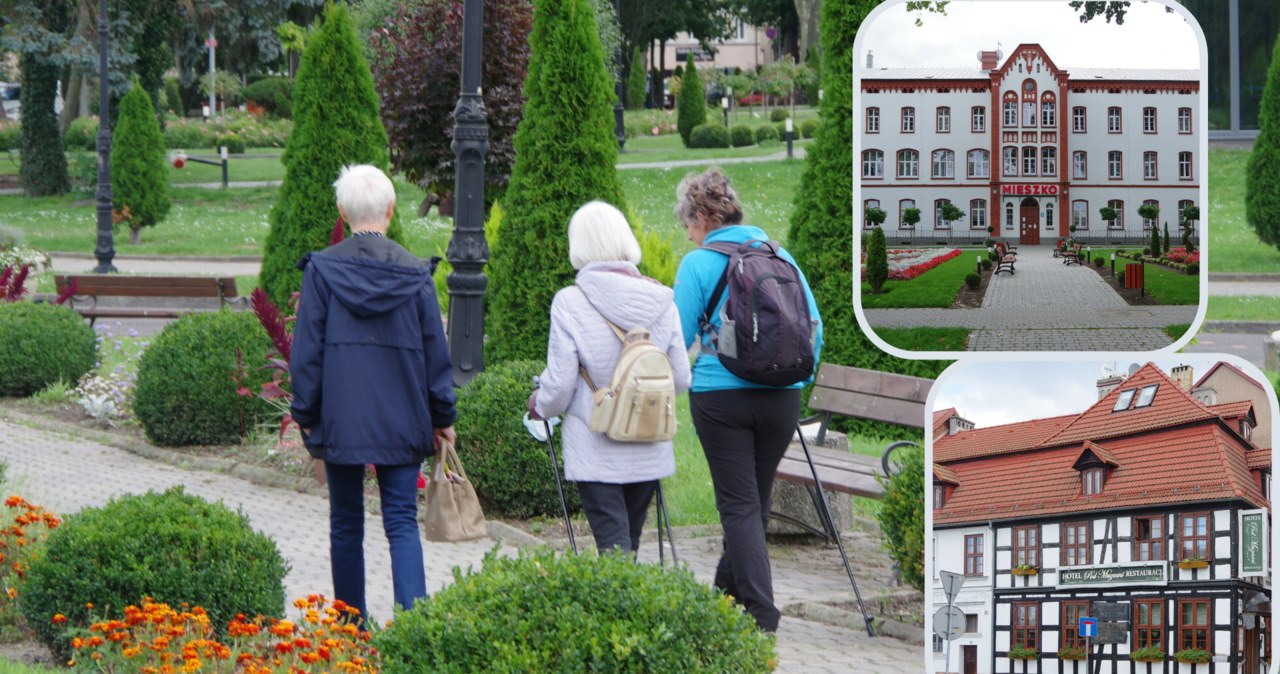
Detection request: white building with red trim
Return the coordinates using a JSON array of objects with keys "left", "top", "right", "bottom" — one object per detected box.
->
[{"left": 859, "top": 44, "right": 1200, "bottom": 246}]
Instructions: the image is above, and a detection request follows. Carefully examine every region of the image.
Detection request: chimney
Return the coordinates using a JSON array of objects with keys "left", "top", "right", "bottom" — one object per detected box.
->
[
  {"left": 1170, "top": 365, "right": 1193, "bottom": 391},
  {"left": 980, "top": 50, "right": 999, "bottom": 71},
  {"left": 866, "top": 50, "right": 874, "bottom": 69},
  {"left": 948, "top": 416, "right": 974, "bottom": 435},
  {"left": 1097, "top": 374, "right": 1125, "bottom": 400}
]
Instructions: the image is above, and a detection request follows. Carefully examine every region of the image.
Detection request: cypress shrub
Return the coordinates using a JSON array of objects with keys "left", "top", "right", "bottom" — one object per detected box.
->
[
  {"left": 1162, "top": 222, "right": 1171, "bottom": 253},
  {"left": 486, "top": 0, "right": 625, "bottom": 364},
  {"left": 111, "top": 83, "right": 171, "bottom": 244},
  {"left": 676, "top": 53, "right": 705, "bottom": 147},
  {"left": 865, "top": 225, "right": 888, "bottom": 293},
  {"left": 729, "top": 124, "right": 755, "bottom": 147},
  {"left": 689, "top": 122, "right": 730, "bottom": 149},
  {"left": 625, "top": 46, "right": 646, "bottom": 110},
  {"left": 18, "top": 54, "right": 69, "bottom": 196},
  {"left": 1150, "top": 222, "right": 1161, "bottom": 258},
  {"left": 877, "top": 445, "right": 924, "bottom": 592},
  {"left": 0, "top": 302, "right": 96, "bottom": 397},
  {"left": 1248, "top": 35, "right": 1280, "bottom": 248},
  {"left": 964, "top": 272, "right": 981, "bottom": 289},
  {"left": 785, "top": 0, "right": 947, "bottom": 439},
  {"left": 258, "top": 3, "right": 400, "bottom": 308}
]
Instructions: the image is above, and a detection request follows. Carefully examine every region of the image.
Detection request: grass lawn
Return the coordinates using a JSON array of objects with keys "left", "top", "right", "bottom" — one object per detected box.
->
[
  {"left": 874, "top": 327, "right": 970, "bottom": 351},
  {"left": 1209, "top": 148, "right": 1280, "bottom": 273},
  {"left": 1089, "top": 249, "right": 1199, "bottom": 306},
  {"left": 1205, "top": 296, "right": 1280, "bottom": 322},
  {"left": 858, "top": 252, "right": 978, "bottom": 309},
  {"left": 619, "top": 133, "right": 809, "bottom": 165},
  {"left": 1166, "top": 324, "right": 1192, "bottom": 342}
]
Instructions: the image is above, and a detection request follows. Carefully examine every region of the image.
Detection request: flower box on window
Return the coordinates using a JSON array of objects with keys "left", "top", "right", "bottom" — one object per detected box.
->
[
  {"left": 1011, "top": 564, "right": 1039, "bottom": 576},
  {"left": 1177, "top": 557, "right": 1209, "bottom": 570},
  {"left": 1129, "top": 646, "right": 1165, "bottom": 663},
  {"left": 1173, "top": 648, "right": 1212, "bottom": 664},
  {"left": 1058, "top": 646, "right": 1087, "bottom": 661},
  {"left": 1008, "top": 644, "right": 1039, "bottom": 660}
]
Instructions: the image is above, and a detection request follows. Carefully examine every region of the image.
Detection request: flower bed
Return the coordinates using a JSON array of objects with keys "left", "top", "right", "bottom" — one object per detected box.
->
[{"left": 860, "top": 248, "right": 961, "bottom": 281}]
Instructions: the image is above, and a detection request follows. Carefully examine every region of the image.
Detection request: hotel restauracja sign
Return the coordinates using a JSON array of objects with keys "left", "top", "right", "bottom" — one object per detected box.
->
[{"left": 1057, "top": 563, "right": 1168, "bottom": 589}]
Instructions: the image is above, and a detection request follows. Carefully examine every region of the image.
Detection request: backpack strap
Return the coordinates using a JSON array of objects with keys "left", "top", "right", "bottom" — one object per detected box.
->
[
  {"left": 697, "top": 239, "right": 781, "bottom": 352},
  {"left": 573, "top": 284, "right": 629, "bottom": 392}
]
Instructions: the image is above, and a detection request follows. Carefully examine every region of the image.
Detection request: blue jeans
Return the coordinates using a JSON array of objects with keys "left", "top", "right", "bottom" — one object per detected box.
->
[{"left": 326, "top": 462, "right": 426, "bottom": 621}]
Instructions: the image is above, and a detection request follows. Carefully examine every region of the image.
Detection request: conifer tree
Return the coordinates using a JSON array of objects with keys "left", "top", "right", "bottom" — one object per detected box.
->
[
  {"left": 486, "top": 0, "right": 626, "bottom": 363},
  {"left": 259, "top": 2, "right": 399, "bottom": 307},
  {"left": 676, "top": 53, "right": 706, "bottom": 147},
  {"left": 1248, "top": 36, "right": 1280, "bottom": 248},
  {"left": 626, "top": 47, "right": 646, "bottom": 110},
  {"left": 17, "top": 54, "right": 68, "bottom": 196},
  {"left": 111, "top": 83, "right": 170, "bottom": 244},
  {"left": 865, "top": 225, "right": 888, "bottom": 293}
]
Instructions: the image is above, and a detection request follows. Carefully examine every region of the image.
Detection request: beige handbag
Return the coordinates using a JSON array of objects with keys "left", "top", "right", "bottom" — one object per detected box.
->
[{"left": 423, "top": 441, "right": 487, "bottom": 542}]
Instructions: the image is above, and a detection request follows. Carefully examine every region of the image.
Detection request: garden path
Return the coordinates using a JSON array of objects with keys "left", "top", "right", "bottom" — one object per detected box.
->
[{"left": 0, "top": 415, "right": 918, "bottom": 673}]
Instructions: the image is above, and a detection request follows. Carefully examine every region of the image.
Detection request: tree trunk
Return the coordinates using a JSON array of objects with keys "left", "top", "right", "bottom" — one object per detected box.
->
[
  {"left": 129, "top": 227, "right": 140, "bottom": 245},
  {"left": 59, "top": 75, "right": 83, "bottom": 134},
  {"left": 796, "top": 0, "right": 821, "bottom": 62}
]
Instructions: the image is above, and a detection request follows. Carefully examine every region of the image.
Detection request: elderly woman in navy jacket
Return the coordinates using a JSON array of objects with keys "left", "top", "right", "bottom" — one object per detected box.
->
[{"left": 290, "top": 164, "right": 457, "bottom": 622}]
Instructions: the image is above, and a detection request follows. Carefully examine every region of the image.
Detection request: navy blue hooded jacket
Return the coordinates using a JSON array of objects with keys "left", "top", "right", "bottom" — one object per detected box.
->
[{"left": 289, "top": 235, "right": 457, "bottom": 465}]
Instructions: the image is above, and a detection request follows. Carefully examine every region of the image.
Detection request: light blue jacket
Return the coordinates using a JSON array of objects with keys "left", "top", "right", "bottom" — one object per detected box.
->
[{"left": 673, "top": 225, "right": 823, "bottom": 393}]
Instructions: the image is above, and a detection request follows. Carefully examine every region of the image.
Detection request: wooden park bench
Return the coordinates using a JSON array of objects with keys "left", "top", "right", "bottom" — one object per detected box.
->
[
  {"left": 993, "top": 241, "right": 1016, "bottom": 275},
  {"left": 54, "top": 275, "right": 243, "bottom": 326},
  {"left": 1052, "top": 239, "right": 1067, "bottom": 258},
  {"left": 1062, "top": 242, "right": 1083, "bottom": 266}
]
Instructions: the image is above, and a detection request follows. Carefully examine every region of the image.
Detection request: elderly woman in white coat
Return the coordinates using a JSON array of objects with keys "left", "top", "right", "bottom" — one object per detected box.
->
[{"left": 528, "top": 200, "right": 691, "bottom": 554}]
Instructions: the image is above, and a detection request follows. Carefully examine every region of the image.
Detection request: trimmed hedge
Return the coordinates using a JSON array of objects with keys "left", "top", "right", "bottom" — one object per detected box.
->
[
  {"left": 800, "top": 117, "right": 820, "bottom": 138},
  {"left": 754, "top": 124, "right": 779, "bottom": 144},
  {"left": 689, "top": 123, "right": 730, "bottom": 148},
  {"left": 769, "top": 107, "right": 790, "bottom": 122},
  {"left": 0, "top": 302, "right": 96, "bottom": 397},
  {"left": 243, "top": 76, "right": 293, "bottom": 118},
  {"left": 729, "top": 124, "right": 755, "bottom": 147}
]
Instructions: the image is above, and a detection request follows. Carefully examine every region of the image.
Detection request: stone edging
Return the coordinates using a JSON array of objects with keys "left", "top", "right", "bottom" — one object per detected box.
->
[
  {"left": 51, "top": 252, "right": 262, "bottom": 263},
  {"left": 1202, "top": 320, "right": 1280, "bottom": 335},
  {"left": 1208, "top": 273, "right": 1280, "bottom": 282}
]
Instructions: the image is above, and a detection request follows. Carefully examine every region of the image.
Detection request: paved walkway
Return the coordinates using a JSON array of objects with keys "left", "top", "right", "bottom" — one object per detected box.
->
[
  {"left": 864, "top": 245, "right": 1197, "bottom": 351},
  {"left": 0, "top": 414, "right": 916, "bottom": 673}
]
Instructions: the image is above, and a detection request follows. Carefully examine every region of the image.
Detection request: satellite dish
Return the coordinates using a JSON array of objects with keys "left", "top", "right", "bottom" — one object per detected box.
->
[
  {"left": 976, "top": 50, "right": 983, "bottom": 60},
  {"left": 1128, "top": 363, "right": 1141, "bottom": 376},
  {"left": 996, "top": 49, "right": 1004, "bottom": 61},
  {"left": 1100, "top": 364, "right": 1115, "bottom": 378}
]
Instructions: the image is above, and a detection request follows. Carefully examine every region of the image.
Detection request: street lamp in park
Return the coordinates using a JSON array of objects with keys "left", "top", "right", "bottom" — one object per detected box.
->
[
  {"left": 93, "top": 0, "right": 115, "bottom": 273},
  {"left": 612, "top": 0, "right": 625, "bottom": 150},
  {"left": 445, "top": 0, "right": 490, "bottom": 386}
]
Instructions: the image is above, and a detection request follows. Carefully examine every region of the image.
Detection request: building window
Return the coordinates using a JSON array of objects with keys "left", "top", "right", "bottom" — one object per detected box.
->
[
  {"left": 1108, "top": 151, "right": 1123, "bottom": 179},
  {"left": 1005, "top": 203, "right": 1014, "bottom": 229},
  {"left": 934, "top": 198, "right": 952, "bottom": 228},
  {"left": 964, "top": 534, "right": 983, "bottom": 576},
  {"left": 1013, "top": 525, "right": 1039, "bottom": 568},
  {"left": 970, "top": 199, "right": 987, "bottom": 231},
  {"left": 897, "top": 150, "right": 919, "bottom": 179},
  {"left": 1012, "top": 603, "right": 1039, "bottom": 651},
  {"left": 1003, "top": 147, "right": 1019, "bottom": 176},
  {"left": 1143, "top": 106, "right": 1157, "bottom": 133},
  {"left": 1179, "top": 151, "right": 1193, "bottom": 180},
  {"left": 1073, "top": 106, "right": 1086, "bottom": 132},
  {"left": 1179, "top": 107, "right": 1192, "bottom": 134},
  {"left": 1108, "top": 199, "right": 1125, "bottom": 229},
  {"left": 865, "top": 107, "right": 880, "bottom": 133},
  {"left": 1178, "top": 512, "right": 1210, "bottom": 561},
  {"left": 1062, "top": 521, "right": 1091, "bottom": 565},
  {"left": 1135, "top": 599, "right": 1164, "bottom": 649},
  {"left": 1062, "top": 601, "right": 1089, "bottom": 649},
  {"left": 1241, "top": 419, "right": 1254, "bottom": 441},
  {"left": 1072, "top": 200, "right": 1088, "bottom": 230},
  {"left": 1134, "top": 516, "right": 1165, "bottom": 561},
  {"left": 902, "top": 107, "right": 915, "bottom": 133},
  {"left": 1108, "top": 106, "right": 1122, "bottom": 133},
  {"left": 1179, "top": 199, "right": 1195, "bottom": 226},
  {"left": 862, "top": 150, "right": 883, "bottom": 179},
  {"left": 1178, "top": 599, "right": 1211, "bottom": 651},
  {"left": 1082, "top": 467, "right": 1105, "bottom": 496},
  {"left": 967, "top": 150, "right": 989, "bottom": 178},
  {"left": 1041, "top": 101, "right": 1056, "bottom": 127},
  {"left": 1022, "top": 101, "right": 1037, "bottom": 127},
  {"left": 933, "top": 634, "right": 944, "bottom": 653},
  {"left": 1045, "top": 202, "right": 1054, "bottom": 230},
  {"left": 932, "top": 149, "right": 955, "bottom": 179},
  {"left": 933, "top": 484, "right": 945, "bottom": 509},
  {"left": 899, "top": 199, "right": 916, "bottom": 228},
  {"left": 1142, "top": 199, "right": 1160, "bottom": 230},
  {"left": 1004, "top": 101, "right": 1018, "bottom": 127},
  {"left": 1022, "top": 146, "right": 1037, "bottom": 175},
  {"left": 937, "top": 106, "right": 951, "bottom": 133},
  {"left": 972, "top": 106, "right": 985, "bottom": 132},
  {"left": 1042, "top": 147, "right": 1056, "bottom": 176},
  {"left": 1144, "top": 151, "right": 1158, "bottom": 180},
  {"left": 1073, "top": 151, "right": 1087, "bottom": 179},
  {"left": 1135, "top": 383, "right": 1157, "bottom": 407},
  {"left": 863, "top": 199, "right": 880, "bottom": 229}
]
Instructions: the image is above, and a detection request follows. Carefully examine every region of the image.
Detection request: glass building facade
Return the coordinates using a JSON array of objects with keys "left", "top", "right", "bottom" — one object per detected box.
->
[{"left": 1183, "top": 0, "right": 1280, "bottom": 136}]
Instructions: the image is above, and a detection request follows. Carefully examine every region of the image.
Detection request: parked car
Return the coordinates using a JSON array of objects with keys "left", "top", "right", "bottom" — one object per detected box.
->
[
  {"left": 0, "top": 83, "right": 19, "bottom": 119},
  {"left": 737, "top": 93, "right": 764, "bottom": 106}
]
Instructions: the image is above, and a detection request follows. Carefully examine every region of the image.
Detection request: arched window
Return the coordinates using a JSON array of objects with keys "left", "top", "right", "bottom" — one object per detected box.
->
[
  {"left": 899, "top": 199, "right": 917, "bottom": 229},
  {"left": 897, "top": 150, "right": 919, "bottom": 179},
  {"left": 863, "top": 199, "right": 881, "bottom": 229},
  {"left": 1072, "top": 107, "right": 1086, "bottom": 133},
  {"left": 1143, "top": 107, "right": 1157, "bottom": 133},
  {"left": 936, "top": 106, "right": 951, "bottom": 133},
  {"left": 1179, "top": 152, "right": 1193, "bottom": 180},
  {"left": 1108, "top": 199, "right": 1125, "bottom": 230},
  {"left": 1142, "top": 199, "right": 1159, "bottom": 230},
  {"left": 865, "top": 107, "right": 880, "bottom": 133},
  {"left": 1144, "top": 152, "right": 1158, "bottom": 180},
  {"left": 967, "top": 150, "right": 989, "bottom": 178},
  {"left": 1108, "top": 106, "right": 1122, "bottom": 133},
  {"left": 1045, "top": 202, "right": 1055, "bottom": 231},
  {"left": 934, "top": 198, "right": 953, "bottom": 229},
  {"left": 1178, "top": 108, "right": 1192, "bottom": 134},
  {"left": 1040, "top": 95, "right": 1056, "bottom": 127},
  {"left": 971, "top": 106, "right": 985, "bottom": 132},
  {"left": 1003, "top": 147, "right": 1019, "bottom": 176},
  {"left": 1108, "top": 151, "right": 1123, "bottom": 179},
  {"left": 932, "top": 149, "right": 955, "bottom": 179},
  {"left": 1005, "top": 202, "right": 1014, "bottom": 229},
  {"left": 1022, "top": 147, "right": 1037, "bottom": 176},
  {"left": 1073, "top": 151, "right": 1087, "bottom": 179},
  {"left": 901, "top": 107, "right": 915, "bottom": 133},
  {"left": 862, "top": 150, "right": 883, "bottom": 179}
]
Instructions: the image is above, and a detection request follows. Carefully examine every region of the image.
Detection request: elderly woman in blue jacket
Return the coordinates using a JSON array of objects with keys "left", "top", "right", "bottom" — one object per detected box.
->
[
  {"left": 290, "top": 164, "right": 457, "bottom": 622},
  {"left": 672, "top": 167, "right": 822, "bottom": 633}
]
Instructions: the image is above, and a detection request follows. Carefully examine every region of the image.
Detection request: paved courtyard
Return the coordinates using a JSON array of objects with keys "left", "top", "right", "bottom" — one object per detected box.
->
[
  {"left": 0, "top": 412, "right": 919, "bottom": 673},
  {"left": 863, "top": 245, "right": 1198, "bottom": 351}
]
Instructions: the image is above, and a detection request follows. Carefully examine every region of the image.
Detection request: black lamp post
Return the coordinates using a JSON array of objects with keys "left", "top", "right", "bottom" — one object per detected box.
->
[
  {"left": 612, "top": 0, "right": 625, "bottom": 150},
  {"left": 445, "top": 0, "right": 489, "bottom": 386},
  {"left": 92, "top": 0, "right": 115, "bottom": 273}
]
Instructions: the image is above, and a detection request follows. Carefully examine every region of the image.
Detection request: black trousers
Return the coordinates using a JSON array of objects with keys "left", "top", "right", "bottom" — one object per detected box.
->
[
  {"left": 576, "top": 480, "right": 658, "bottom": 554},
  {"left": 690, "top": 387, "right": 801, "bottom": 632}
]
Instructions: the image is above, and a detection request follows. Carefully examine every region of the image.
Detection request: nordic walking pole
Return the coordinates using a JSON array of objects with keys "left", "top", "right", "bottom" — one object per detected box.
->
[
  {"left": 796, "top": 423, "right": 875, "bottom": 636},
  {"left": 655, "top": 481, "right": 678, "bottom": 566},
  {"left": 541, "top": 417, "right": 578, "bottom": 555}
]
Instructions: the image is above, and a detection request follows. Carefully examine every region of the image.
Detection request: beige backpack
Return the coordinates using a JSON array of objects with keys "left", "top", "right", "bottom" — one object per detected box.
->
[{"left": 578, "top": 309, "right": 677, "bottom": 443}]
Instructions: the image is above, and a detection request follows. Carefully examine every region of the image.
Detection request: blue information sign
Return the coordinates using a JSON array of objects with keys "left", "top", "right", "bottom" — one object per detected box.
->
[{"left": 1079, "top": 617, "right": 1097, "bottom": 638}]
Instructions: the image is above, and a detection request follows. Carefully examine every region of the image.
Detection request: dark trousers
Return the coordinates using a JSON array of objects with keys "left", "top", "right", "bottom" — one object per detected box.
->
[
  {"left": 326, "top": 462, "right": 426, "bottom": 622},
  {"left": 691, "top": 388, "right": 801, "bottom": 632},
  {"left": 577, "top": 480, "right": 658, "bottom": 554}
]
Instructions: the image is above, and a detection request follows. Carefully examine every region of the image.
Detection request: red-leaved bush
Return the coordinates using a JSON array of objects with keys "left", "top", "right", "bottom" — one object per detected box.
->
[{"left": 1, "top": 265, "right": 30, "bottom": 302}]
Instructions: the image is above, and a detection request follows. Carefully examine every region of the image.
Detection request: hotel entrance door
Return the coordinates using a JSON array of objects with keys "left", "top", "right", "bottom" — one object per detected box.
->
[{"left": 1019, "top": 197, "right": 1040, "bottom": 245}]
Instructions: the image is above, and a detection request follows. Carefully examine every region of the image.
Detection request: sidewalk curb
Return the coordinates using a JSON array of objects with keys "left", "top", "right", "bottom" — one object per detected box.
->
[
  {"left": 51, "top": 252, "right": 262, "bottom": 263},
  {"left": 1202, "top": 320, "right": 1280, "bottom": 335},
  {"left": 783, "top": 601, "right": 924, "bottom": 644},
  {"left": 1208, "top": 273, "right": 1280, "bottom": 282}
]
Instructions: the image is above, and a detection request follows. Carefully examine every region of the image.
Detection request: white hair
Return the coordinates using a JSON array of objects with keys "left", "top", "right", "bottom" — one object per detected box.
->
[
  {"left": 333, "top": 164, "right": 396, "bottom": 226},
  {"left": 568, "top": 200, "right": 642, "bottom": 270}
]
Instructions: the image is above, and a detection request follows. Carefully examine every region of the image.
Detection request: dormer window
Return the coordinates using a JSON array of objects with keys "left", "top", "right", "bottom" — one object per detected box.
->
[
  {"left": 1083, "top": 467, "right": 1105, "bottom": 495},
  {"left": 934, "top": 484, "right": 945, "bottom": 509},
  {"left": 1113, "top": 389, "right": 1135, "bottom": 411},
  {"left": 1134, "top": 384, "right": 1158, "bottom": 408},
  {"left": 1241, "top": 419, "right": 1254, "bottom": 441},
  {"left": 1112, "top": 384, "right": 1158, "bottom": 412}
]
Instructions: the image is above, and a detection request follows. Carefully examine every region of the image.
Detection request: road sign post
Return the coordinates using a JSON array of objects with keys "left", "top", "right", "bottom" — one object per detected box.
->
[
  {"left": 935, "top": 571, "right": 967, "bottom": 674},
  {"left": 1079, "top": 617, "right": 1097, "bottom": 673}
]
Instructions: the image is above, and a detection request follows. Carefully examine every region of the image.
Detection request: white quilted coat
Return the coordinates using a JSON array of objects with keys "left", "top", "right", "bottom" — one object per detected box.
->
[{"left": 532, "top": 261, "right": 692, "bottom": 483}]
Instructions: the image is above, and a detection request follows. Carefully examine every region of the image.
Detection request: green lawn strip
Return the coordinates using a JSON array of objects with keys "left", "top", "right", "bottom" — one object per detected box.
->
[
  {"left": 859, "top": 252, "right": 979, "bottom": 309},
  {"left": 1165, "top": 324, "right": 1192, "bottom": 342},
  {"left": 1205, "top": 295, "right": 1280, "bottom": 322},
  {"left": 1089, "top": 248, "right": 1199, "bottom": 305},
  {"left": 169, "top": 147, "right": 285, "bottom": 184},
  {"left": 873, "top": 327, "right": 970, "bottom": 352},
  {"left": 1208, "top": 148, "right": 1280, "bottom": 274},
  {"left": 618, "top": 132, "right": 809, "bottom": 165}
]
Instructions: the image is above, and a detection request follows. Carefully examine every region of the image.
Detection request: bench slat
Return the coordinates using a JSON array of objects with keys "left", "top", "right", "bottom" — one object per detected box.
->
[
  {"left": 55, "top": 276, "right": 239, "bottom": 299},
  {"left": 775, "top": 457, "right": 884, "bottom": 498},
  {"left": 809, "top": 388, "right": 926, "bottom": 429},
  {"left": 75, "top": 308, "right": 186, "bottom": 319},
  {"left": 814, "top": 364, "right": 932, "bottom": 406},
  {"left": 786, "top": 445, "right": 882, "bottom": 475}
]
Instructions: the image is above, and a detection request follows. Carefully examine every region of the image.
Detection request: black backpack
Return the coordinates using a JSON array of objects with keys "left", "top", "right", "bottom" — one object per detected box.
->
[{"left": 698, "top": 240, "right": 816, "bottom": 386}]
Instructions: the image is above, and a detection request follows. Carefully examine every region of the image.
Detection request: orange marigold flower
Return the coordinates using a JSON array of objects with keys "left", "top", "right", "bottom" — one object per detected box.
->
[
  {"left": 161, "top": 665, "right": 175, "bottom": 674},
  {"left": 71, "top": 637, "right": 85, "bottom": 650},
  {"left": 179, "top": 660, "right": 200, "bottom": 674},
  {"left": 299, "top": 652, "right": 322, "bottom": 665},
  {"left": 123, "top": 647, "right": 142, "bottom": 658},
  {"left": 51, "top": 614, "right": 67, "bottom": 624},
  {"left": 292, "top": 637, "right": 312, "bottom": 650},
  {"left": 269, "top": 620, "right": 295, "bottom": 637},
  {"left": 87, "top": 636, "right": 105, "bottom": 647},
  {"left": 86, "top": 602, "right": 96, "bottom": 611},
  {"left": 274, "top": 642, "right": 294, "bottom": 654},
  {"left": 6, "top": 587, "right": 15, "bottom": 599},
  {"left": 4, "top": 496, "right": 22, "bottom": 507},
  {"left": 293, "top": 598, "right": 308, "bottom": 610}
]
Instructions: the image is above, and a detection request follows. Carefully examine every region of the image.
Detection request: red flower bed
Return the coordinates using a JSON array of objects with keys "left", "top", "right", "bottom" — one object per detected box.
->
[
  {"left": 1165, "top": 247, "right": 1200, "bottom": 264},
  {"left": 886, "top": 248, "right": 962, "bottom": 281}
]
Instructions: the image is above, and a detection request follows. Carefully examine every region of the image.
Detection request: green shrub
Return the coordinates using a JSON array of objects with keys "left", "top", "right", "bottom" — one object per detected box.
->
[
  {"left": 865, "top": 225, "right": 887, "bottom": 293},
  {"left": 455, "top": 360, "right": 581, "bottom": 518},
  {"left": 1185, "top": 262, "right": 1199, "bottom": 275},
  {"left": 754, "top": 124, "right": 779, "bottom": 144},
  {"left": 775, "top": 121, "right": 789, "bottom": 140},
  {"left": 676, "top": 53, "right": 706, "bottom": 147},
  {"left": 0, "top": 303, "right": 96, "bottom": 397},
  {"left": 964, "top": 272, "right": 980, "bottom": 289},
  {"left": 162, "top": 77, "right": 182, "bottom": 113},
  {"left": 635, "top": 218, "right": 678, "bottom": 287},
  {"left": 769, "top": 107, "right": 790, "bottom": 122},
  {"left": 800, "top": 117, "right": 819, "bottom": 138},
  {"left": 243, "top": 76, "right": 293, "bottom": 118},
  {"left": 1118, "top": 269, "right": 1126, "bottom": 285},
  {"left": 877, "top": 446, "right": 924, "bottom": 591},
  {"left": 1150, "top": 223, "right": 1161, "bottom": 258},
  {"left": 729, "top": 124, "right": 754, "bottom": 147},
  {"left": 689, "top": 122, "right": 730, "bottom": 148},
  {"left": 20, "top": 488, "right": 287, "bottom": 661},
  {"left": 375, "top": 550, "right": 775, "bottom": 673},
  {"left": 63, "top": 116, "right": 99, "bottom": 152},
  {"left": 1249, "top": 33, "right": 1280, "bottom": 248},
  {"left": 133, "top": 310, "right": 273, "bottom": 446},
  {"left": 111, "top": 83, "right": 171, "bottom": 240},
  {"left": 163, "top": 118, "right": 215, "bottom": 149},
  {"left": 980, "top": 258, "right": 992, "bottom": 271},
  {"left": 216, "top": 132, "right": 246, "bottom": 154},
  {"left": 625, "top": 46, "right": 645, "bottom": 111},
  {"left": 1094, "top": 257, "right": 1105, "bottom": 268},
  {"left": 0, "top": 120, "right": 19, "bottom": 153}
]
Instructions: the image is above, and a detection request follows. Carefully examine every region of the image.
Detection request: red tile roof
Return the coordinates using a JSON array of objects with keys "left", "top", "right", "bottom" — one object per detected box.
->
[
  {"left": 933, "top": 407, "right": 957, "bottom": 437},
  {"left": 1038, "top": 364, "right": 1217, "bottom": 447},
  {"left": 934, "top": 464, "right": 959, "bottom": 485},
  {"left": 1246, "top": 450, "right": 1271, "bottom": 470},
  {"left": 1077, "top": 441, "right": 1120, "bottom": 467},
  {"left": 933, "top": 413, "right": 1077, "bottom": 462},
  {"left": 1209, "top": 400, "right": 1254, "bottom": 421}
]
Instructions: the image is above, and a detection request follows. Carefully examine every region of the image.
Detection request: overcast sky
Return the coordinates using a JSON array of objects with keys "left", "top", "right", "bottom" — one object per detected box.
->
[
  {"left": 859, "top": 0, "right": 1201, "bottom": 71},
  {"left": 932, "top": 358, "right": 1266, "bottom": 428}
]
